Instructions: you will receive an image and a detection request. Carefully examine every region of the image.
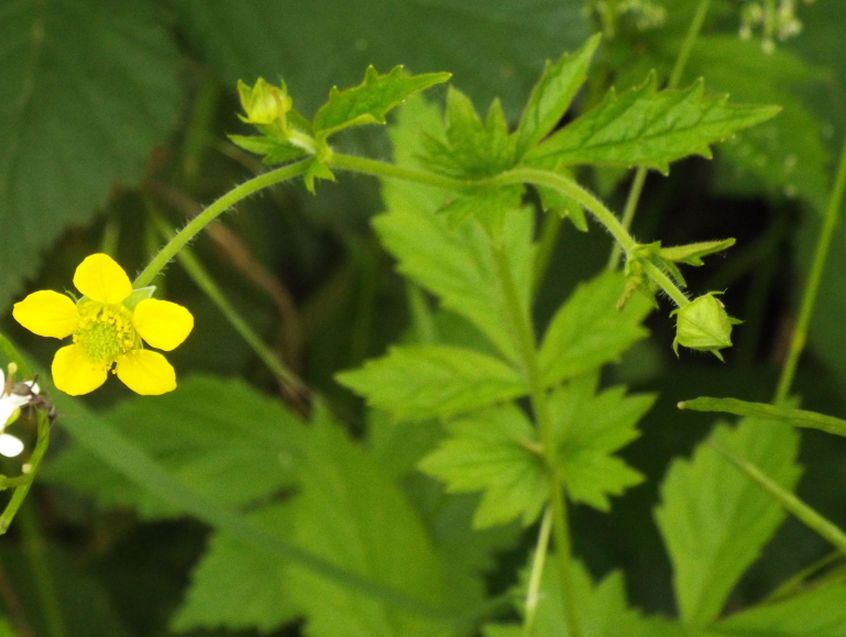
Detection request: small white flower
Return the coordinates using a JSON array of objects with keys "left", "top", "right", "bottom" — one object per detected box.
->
[{"left": 0, "top": 367, "right": 38, "bottom": 458}]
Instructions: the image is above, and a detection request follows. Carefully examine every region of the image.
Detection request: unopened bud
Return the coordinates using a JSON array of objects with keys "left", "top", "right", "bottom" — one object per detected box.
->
[
  {"left": 237, "top": 78, "right": 291, "bottom": 126},
  {"left": 672, "top": 293, "right": 740, "bottom": 360}
]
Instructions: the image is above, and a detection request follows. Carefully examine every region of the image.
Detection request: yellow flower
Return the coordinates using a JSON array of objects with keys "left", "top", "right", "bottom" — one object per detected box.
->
[{"left": 12, "top": 254, "right": 194, "bottom": 396}]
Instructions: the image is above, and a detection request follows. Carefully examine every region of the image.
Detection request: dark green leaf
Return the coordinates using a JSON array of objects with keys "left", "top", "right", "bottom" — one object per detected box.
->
[
  {"left": 539, "top": 271, "right": 652, "bottom": 386},
  {"left": 313, "top": 65, "right": 450, "bottom": 138},
  {"left": 418, "top": 404, "right": 547, "bottom": 528},
  {"left": 679, "top": 396, "right": 846, "bottom": 438},
  {"left": 44, "top": 376, "right": 307, "bottom": 518},
  {"left": 336, "top": 345, "right": 526, "bottom": 422},
  {"left": 526, "top": 74, "right": 780, "bottom": 174},
  {"left": 654, "top": 418, "right": 801, "bottom": 629},
  {"left": 177, "top": 1, "right": 589, "bottom": 116},
  {"left": 0, "top": 0, "right": 182, "bottom": 308}
]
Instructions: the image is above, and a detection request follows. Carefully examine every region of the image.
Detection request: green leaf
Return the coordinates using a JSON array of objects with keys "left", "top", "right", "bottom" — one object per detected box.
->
[
  {"left": 659, "top": 238, "right": 736, "bottom": 266},
  {"left": 516, "top": 34, "right": 601, "bottom": 157},
  {"left": 44, "top": 376, "right": 307, "bottom": 518},
  {"left": 313, "top": 65, "right": 450, "bottom": 138},
  {"left": 526, "top": 74, "right": 781, "bottom": 174},
  {"left": 654, "top": 418, "right": 801, "bottom": 629},
  {"left": 418, "top": 404, "right": 547, "bottom": 529},
  {"left": 422, "top": 88, "right": 517, "bottom": 178},
  {"left": 177, "top": 1, "right": 589, "bottom": 117},
  {"left": 679, "top": 396, "right": 846, "bottom": 439},
  {"left": 714, "top": 585, "right": 846, "bottom": 636},
  {"left": 336, "top": 345, "right": 527, "bottom": 422},
  {"left": 286, "top": 418, "right": 481, "bottom": 636},
  {"left": 373, "top": 204, "right": 535, "bottom": 365},
  {"left": 538, "top": 271, "right": 652, "bottom": 386},
  {"left": 173, "top": 505, "right": 300, "bottom": 633},
  {"left": 227, "top": 133, "right": 308, "bottom": 164},
  {"left": 0, "top": 0, "right": 182, "bottom": 308},
  {"left": 711, "top": 443, "right": 846, "bottom": 555},
  {"left": 551, "top": 377, "right": 655, "bottom": 511}
]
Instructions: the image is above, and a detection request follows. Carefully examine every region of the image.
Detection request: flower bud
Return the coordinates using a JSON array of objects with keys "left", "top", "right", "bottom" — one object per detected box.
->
[
  {"left": 237, "top": 78, "right": 291, "bottom": 126},
  {"left": 672, "top": 293, "right": 740, "bottom": 360}
]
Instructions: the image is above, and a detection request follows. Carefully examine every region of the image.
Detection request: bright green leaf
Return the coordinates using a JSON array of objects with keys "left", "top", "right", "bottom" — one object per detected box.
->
[
  {"left": 373, "top": 205, "right": 535, "bottom": 365},
  {"left": 0, "top": 0, "right": 182, "bottom": 308},
  {"left": 422, "top": 88, "right": 517, "bottom": 178},
  {"left": 336, "top": 345, "right": 526, "bottom": 422},
  {"left": 172, "top": 505, "right": 300, "bottom": 633},
  {"left": 418, "top": 404, "right": 547, "bottom": 529},
  {"left": 313, "top": 65, "right": 450, "bottom": 138},
  {"left": 516, "top": 34, "right": 601, "bottom": 157},
  {"left": 526, "top": 74, "right": 781, "bottom": 174},
  {"left": 659, "top": 238, "right": 736, "bottom": 266},
  {"left": 539, "top": 271, "right": 652, "bottom": 386},
  {"left": 679, "top": 396, "right": 846, "bottom": 439},
  {"left": 551, "top": 377, "right": 655, "bottom": 511},
  {"left": 286, "top": 418, "right": 481, "bottom": 636},
  {"left": 227, "top": 133, "right": 308, "bottom": 164},
  {"left": 654, "top": 418, "right": 801, "bottom": 629},
  {"left": 714, "top": 585, "right": 846, "bottom": 636},
  {"left": 44, "top": 375, "right": 307, "bottom": 518}
]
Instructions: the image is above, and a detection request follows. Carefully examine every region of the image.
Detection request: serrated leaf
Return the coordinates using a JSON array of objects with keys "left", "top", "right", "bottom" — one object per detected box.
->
[
  {"left": 538, "top": 271, "right": 652, "bottom": 386},
  {"left": 551, "top": 376, "right": 655, "bottom": 511},
  {"left": 173, "top": 505, "right": 300, "bottom": 633},
  {"left": 654, "top": 418, "right": 801, "bottom": 629},
  {"left": 227, "top": 133, "right": 307, "bottom": 164},
  {"left": 515, "top": 34, "right": 601, "bottom": 157},
  {"left": 43, "top": 375, "right": 307, "bottom": 518},
  {"left": 714, "top": 585, "right": 846, "bottom": 636},
  {"left": 422, "top": 88, "right": 517, "bottom": 178},
  {"left": 177, "top": 1, "right": 589, "bottom": 117},
  {"left": 286, "top": 418, "right": 481, "bottom": 636},
  {"left": 526, "top": 74, "right": 781, "bottom": 174},
  {"left": 679, "top": 396, "right": 846, "bottom": 438},
  {"left": 419, "top": 404, "right": 547, "bottom": 529},
  {"left": 373, "top": 205, "right": 535, "bottom": 365},
  {"left": 0, "top": 0, "right": 182, "bottom": 309},
  {"left": 659, "top": 238, "right": 736, "bottom": 266},
  {"left": 336, "top": 345, "right": 526, "bottom": 422},
  {"left": 313, "top": 65, "right": 450, "bottom": 138}
]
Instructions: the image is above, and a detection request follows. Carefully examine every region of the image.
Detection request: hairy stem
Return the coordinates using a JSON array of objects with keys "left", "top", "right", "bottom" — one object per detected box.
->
[
  {"left": 134, "top": 158, "right": 312, "bottom": 287},
  {"left": 774, "top": 136, "right": 846, "bottom": 404},
  {"left": 607, "top": 0, "right": 711, "bottom": 269}
]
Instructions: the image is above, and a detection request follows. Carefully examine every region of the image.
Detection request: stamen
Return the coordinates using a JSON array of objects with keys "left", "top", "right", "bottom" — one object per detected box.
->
[{"left": 73, "top": 301, "right": 139, "bottom": 363}]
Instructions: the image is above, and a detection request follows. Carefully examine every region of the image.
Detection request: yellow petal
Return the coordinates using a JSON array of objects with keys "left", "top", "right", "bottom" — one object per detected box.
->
[
  {"left": 132, "top": 299, "right": 194, "bottom": 351},
  {"left": 73, "top": 253, "right": 132, "bottom": 304},
  {"left": 115, "top": 350, "right": 176, "bottom": 395},
  {"left": 52, "top": 344, "right": 108, "bottom": 396},
  {"left": 13, "top": 290, "right": 79, "bottom": 338}
]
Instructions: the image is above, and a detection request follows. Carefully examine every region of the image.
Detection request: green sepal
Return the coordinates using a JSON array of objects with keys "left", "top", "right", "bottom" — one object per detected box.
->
[
  {"left": 302, "top": 157, "right": 335, "bottom": 194},
  {"left": 312, "top": 65, "right": 451, "bottom": 139},
  {"left": 659, "top": 238, "right": 736, "bottom": 266},
  {"left": 227, "top": 134, "right": 308, "bottom": 165}
]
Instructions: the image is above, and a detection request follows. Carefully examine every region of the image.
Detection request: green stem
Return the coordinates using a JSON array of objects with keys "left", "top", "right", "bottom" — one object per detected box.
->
[
  {"left": 774, "top": 136, "right": 846, "bottom": 404},
  {"left": 523, "top": 508, "right": 553, "bottom": 636},
  {"left": 0, "top": 410, "right": 51, "bottom": 535},
  {"left": 134, "top": 158, "right": 312, "bottom": 287},
  {"left": 533, "top": 213, "right": 563, "bottom": 297},
  {"left": 765, "top": 550, "right": 842, "bottom": 603},
  {"left": 149, "top": 213, "right": 308, "bottom": 399},
  {"left": 492, "top": 246, "right": 581, "bottom": 637},
  {"left": 607, "top": 0, "right": 711, "bottom": 270},
  {"left": 18, "top": 504, "right": 67, "bottom": 637},
  {"left": 329, "top": 152, "right": 471, "bottom": 190}
]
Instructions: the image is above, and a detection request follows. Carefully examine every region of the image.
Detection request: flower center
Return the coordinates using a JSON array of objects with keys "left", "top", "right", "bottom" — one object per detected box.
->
[{"left": 73, "top": 301, "right": 138, "bottom": 363}]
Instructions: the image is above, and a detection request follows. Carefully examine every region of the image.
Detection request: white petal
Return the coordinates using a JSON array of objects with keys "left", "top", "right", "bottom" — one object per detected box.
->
[
  {"left": 0, "top": 433, "right": 24, "bottom": 458},
  {"left": 0, "top": 401, "right": 18, "bottom": 428}
]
